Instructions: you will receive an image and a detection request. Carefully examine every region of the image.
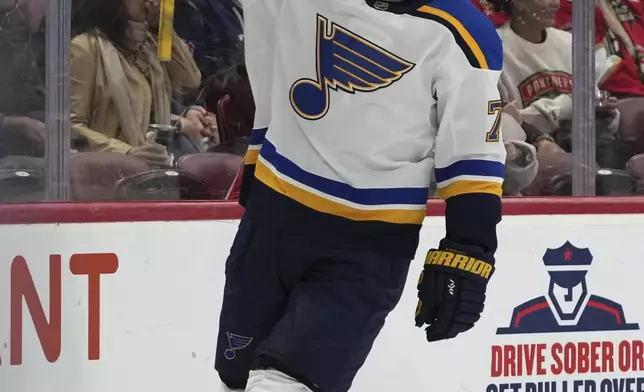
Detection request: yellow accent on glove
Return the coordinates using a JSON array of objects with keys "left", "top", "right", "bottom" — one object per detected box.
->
[{"left": 424, "top": 249, "right": 493, "bottom": 280}]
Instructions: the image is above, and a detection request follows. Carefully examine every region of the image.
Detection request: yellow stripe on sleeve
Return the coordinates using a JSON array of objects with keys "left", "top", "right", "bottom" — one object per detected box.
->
[
  {"left": 244, "top": 148, "right": 260, "bottom": 165},
  {"left": 437, "top": 180, "right": 503, "bottom": 200}
]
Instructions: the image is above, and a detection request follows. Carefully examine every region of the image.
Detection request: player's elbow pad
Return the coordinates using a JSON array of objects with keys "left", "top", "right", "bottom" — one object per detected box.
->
[{"left": 444, "top": 193, "right": 502, "bottom": 255}]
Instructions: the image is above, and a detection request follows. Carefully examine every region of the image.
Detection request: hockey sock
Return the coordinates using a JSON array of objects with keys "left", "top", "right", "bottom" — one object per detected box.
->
[{"left": 245, "top": 369, "right": 313, "bottom": 392}]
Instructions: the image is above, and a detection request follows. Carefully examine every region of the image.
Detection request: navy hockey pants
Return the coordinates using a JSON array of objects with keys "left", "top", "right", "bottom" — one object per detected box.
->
[{"left": 215, "top": 214, "right": 411, "bottom": 392}]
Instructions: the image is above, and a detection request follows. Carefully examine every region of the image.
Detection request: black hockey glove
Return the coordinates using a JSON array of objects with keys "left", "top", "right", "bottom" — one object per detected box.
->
[{"left": 415, "top": 238, "right": 495, "bottom": 342}]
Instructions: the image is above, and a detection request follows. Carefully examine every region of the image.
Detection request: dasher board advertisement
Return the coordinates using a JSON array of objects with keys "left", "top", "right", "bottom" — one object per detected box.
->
[{"left": 0, "top": 214, "right": 643, "bottom": 392}]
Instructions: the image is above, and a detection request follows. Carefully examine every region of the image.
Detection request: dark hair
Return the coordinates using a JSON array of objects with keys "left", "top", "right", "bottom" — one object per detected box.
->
[
  {"left": 71, "top": 0, "right": 129, "bottom": 48},
  {"left": 486, "top": 0, "right": 512, "bottom": 14}
]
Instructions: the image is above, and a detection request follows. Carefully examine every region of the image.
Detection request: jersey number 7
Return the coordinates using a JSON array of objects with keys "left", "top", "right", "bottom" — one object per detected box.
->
[{"left": 486, "top": 100, "right": 503, "bottom": 142}]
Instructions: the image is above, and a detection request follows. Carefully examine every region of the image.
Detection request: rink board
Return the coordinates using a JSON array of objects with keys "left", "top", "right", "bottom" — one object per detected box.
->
[{"left": 1, "top": 199, "right": 644, "bottom": 392}]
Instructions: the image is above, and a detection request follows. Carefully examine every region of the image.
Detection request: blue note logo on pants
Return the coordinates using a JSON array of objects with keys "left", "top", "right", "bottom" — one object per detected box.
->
[
  {"left": 225, "top": 332, "right": 253, "bottom": 360},
  {"left": 497, "top": 241, "right": 639, "bottom": 335}
]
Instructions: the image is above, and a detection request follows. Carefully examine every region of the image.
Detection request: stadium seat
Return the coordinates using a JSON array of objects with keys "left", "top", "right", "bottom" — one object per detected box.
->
[
  {"left": 203, "top": 64, "right": 255, "bottom": 142},
  {"left": 207, "top": 137, "right": 250, "bottom": 156},
  {"left": 0, "top": 168, "right": 44, "bottom": 202},
  {"left": 70, "top": 152, "right": 150, "bottom": 201},
  {"left": 522, "top": 150, "right": 573, "bottom": 196},
  {"left": 597, "top": 169, "right": 636, "bottom": 195},
  {"left": 0, "top": 155, "right": 45, "bottom": 202},
  {"left": 626, "top": 154, "right": 644, "bottom": 194},
  {"left": 116, "top": 169, "right": 210, "bottom": 200},
  {"left": 617, "top": 97, "right": 644, "bottom": 153},
  {"left": 550, "top": 169, "right": 635, "bottom": 196},
  {"left": 626, "top": 153, "right": 644, "bottom": 177},
  {"left": 214, "top": 94, "right": 239, "bottom": 144},
  {"left": 176, "top": 153, "right": 242, "bottom": 200}
]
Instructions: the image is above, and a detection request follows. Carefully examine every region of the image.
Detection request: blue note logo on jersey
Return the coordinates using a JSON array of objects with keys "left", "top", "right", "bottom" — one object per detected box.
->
[
  {"left": 496, "top": 241, "right": 639, "bottom": 335},
  {"left": 224, "top": 332, "right": 253, "bottom": 360},
  {"left": 290, "top": 14, "right": 415, "bottom": 120}
]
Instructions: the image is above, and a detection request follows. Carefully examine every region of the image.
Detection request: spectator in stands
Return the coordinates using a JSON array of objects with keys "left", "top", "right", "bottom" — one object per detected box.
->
[
  {"left": 70, "top": 0, "right": 203, "bottom": 166},
  {"left": 0, "top": 115, "right": 44, "bottom": 157},
  {"left": 0, "top": 0, "right": 47, "bottom": 158},
  {"left": 547, "top": 1, "right": 644, "bottom": 99},
  {"left": 173, "top": 0, "right": 244, "bottom": 92},
  {"left": 529, "top": 0, "right": 644, "bottom": 159},
  {"left": 172, "top": 0, "right": 245, "bottom": 156},
  {"left": 582, "top": 0, "right": 644, "bottom": 99},
  {"left": 491, "top": 0, "right": 623, "bottom": 153},
  {"left": 490, "top": 0, "right": 616, "bottom": 133},
  {"left": 594, "top": 0, "right": 644, "bottom": 154},
  {"left": 501, "top": 115, "right": 540, "bottom": 196}
]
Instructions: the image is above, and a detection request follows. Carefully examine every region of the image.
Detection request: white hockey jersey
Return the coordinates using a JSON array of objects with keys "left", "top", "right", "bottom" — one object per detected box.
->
[
  {"left": 241, "top": 0, "right": 506, "bottom": 257},
  {"left": 241, "top": 0, "right": 282, "bottom": 167}
]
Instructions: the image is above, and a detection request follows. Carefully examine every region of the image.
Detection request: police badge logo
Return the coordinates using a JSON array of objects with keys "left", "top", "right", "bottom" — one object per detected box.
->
[{"left": 497, "top": 241, "right": 639, "bottom": 334}]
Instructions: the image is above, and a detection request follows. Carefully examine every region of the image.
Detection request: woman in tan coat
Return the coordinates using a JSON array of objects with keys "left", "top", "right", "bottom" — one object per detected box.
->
[{"left": 71, "top": 0, "right": 202, "bottom": 166}]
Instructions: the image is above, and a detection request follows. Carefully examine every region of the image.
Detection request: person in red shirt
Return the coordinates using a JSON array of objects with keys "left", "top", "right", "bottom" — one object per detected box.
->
[
  {"left": 574, "top": 0, "right": 644, "bottom": 152},
  {"left": 471, "top": 0, "right": 508, "bottom": 27},
  {"left": 597, "top": 0, "right": 644, "bottom": 98}
]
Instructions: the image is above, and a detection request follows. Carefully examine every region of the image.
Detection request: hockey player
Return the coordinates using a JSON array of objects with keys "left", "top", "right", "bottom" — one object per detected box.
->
[
  {"left": 216, "top": 0, "right": 506, "bottom": 391},
  {"left": 231, "top": 0, "right": 280, "bottom": 206}
]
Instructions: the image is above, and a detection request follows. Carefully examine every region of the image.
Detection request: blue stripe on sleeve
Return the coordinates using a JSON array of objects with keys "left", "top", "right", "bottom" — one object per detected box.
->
[
  {"left": 249, "top": 128, "right": 268, "bottom": 145},
  {"left": 435, "top": 159, "right": 505, "bottom": 184}
]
